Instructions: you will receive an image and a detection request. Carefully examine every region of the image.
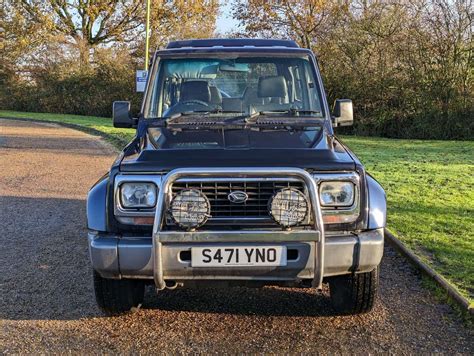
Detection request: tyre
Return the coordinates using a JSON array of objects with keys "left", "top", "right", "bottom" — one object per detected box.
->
[
  {"left": 328, "top": 266, "right": 379, "bottom": 315},
  {"left": 93, "top": 271, "right": 145, "bottom": 315}
]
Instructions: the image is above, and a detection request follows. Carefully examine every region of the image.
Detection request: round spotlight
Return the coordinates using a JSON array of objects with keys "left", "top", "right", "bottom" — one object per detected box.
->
[
  {"left": 170, "top": 189, "right": 211, "bottom": 229},
  {"left": 269, "top": 188, "right": 309, "bottom": 227}
]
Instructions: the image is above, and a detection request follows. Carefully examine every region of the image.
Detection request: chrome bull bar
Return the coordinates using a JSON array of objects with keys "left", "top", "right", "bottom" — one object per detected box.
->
[{"left": 152, "top": 168, "right": 325, "bottom": 290}]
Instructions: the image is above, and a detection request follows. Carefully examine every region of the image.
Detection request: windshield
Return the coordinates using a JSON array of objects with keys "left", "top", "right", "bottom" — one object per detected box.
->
[{"left": 145, "top": 56, "right": 324, "bottom": 118}]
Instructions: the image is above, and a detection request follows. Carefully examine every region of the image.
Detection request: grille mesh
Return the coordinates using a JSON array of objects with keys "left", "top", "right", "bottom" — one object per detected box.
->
[{"left": 169, "top": 180, "right": 305, "bottom": 226}]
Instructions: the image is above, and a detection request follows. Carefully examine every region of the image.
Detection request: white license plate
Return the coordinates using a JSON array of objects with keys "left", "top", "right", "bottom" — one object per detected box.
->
[{"left": 191, "top": 246, "right": 287, "bottom": 267}]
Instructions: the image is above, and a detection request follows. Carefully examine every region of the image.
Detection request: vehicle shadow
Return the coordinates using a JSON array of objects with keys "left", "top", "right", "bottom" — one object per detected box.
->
[{"left": 143, "top": 285, "right": 337, "bottom": 317}]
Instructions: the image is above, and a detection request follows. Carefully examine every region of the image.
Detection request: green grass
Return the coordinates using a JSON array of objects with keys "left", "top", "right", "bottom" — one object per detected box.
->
[
  {"left": 1, "top": 110, "right": 473, "bottom": 304},
  {"left": 342, "top": 136, "right": 474, "bottom": 304},
  {"left": 0, "top": 110, "right": 135, "bottom": 146}
]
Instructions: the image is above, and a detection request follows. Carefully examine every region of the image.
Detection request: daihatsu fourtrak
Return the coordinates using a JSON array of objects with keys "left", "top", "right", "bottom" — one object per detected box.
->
[{"left": 87, "top": 39, "right": 386, "bottom": 315}]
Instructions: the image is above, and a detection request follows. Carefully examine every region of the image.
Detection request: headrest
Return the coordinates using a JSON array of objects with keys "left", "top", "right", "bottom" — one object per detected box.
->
[
  {"left": 258, "top": 76, "right": 288, "bottom": 98},
  {"left": 209, "top": 86, "right": 222, "bottom": 105},
  {"left": 180, "top": 81, "right": 211, "bottom": 102},
  {"left": 242, "top": 87, "right": 263, "bottom": 105}
]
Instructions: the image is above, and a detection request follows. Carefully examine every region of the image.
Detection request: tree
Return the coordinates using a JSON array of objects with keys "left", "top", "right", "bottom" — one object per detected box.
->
[
  {"left": 232, "top": 0, "right": 344, "bottom": 49},
  {"left": 15, "top": 0, "right": 144, "bottom": 64},
  {"left": 1, "top": 0, "right": 51, "bottom": 69},
  {"left": 1, "top": 0, "right": 220, "bottom": 117},
  {"left": 406, "top": 0, "right": 473, "bottom": 115},
  {"left": 148, "top": 0, "right": 219, "bottom": 50},
  {"left": 233, "top": 0, "right": 473, "bottom": 139},
  {"left": 8, "top": 1, "right": 220, "bottom": 66}
]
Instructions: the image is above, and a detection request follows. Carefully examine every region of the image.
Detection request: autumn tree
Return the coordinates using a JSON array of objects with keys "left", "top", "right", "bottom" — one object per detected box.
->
[
  {"left": 232, "top": 0, "right": 344, "bottom": 48},
  {"left": 404, "top": 0, "right": 473, "bottom": 117},
  {"left": 7, "top": 0, "right": 220, "bottom": 65},
  {"left": 148, "top": 0, "right": 219, "bottom": 50},
  {"left": 1, "top": 0, "right": 220, "bottom": 117},
  {"left": 233, "top": 0, "right": 473, "bottom": 139},
  {"left": 14, "top": 0, "right": 144, "bottom": 65}
]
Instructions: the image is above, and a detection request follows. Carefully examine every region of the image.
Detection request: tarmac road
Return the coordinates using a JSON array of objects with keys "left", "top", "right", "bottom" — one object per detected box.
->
[{"left": 0, "top": 118, "right": 472, "bottom": 353}]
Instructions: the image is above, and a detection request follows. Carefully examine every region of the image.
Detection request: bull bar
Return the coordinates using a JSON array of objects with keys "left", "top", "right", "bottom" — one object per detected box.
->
[{"left": 152, "top": 167, "right": 325, "bottom": 290}]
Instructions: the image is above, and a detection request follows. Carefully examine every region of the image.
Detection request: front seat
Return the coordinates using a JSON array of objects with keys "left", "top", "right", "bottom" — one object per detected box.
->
[
  {"left": 179, "top": 80, "right": 211, "bottom": 104},
  {"left": 251, "top": 75, "right": 291, "bottom": 113},
  {"left": 164, "top": 80, "right": 212, "bottom": 116},
  {"left": 242, "top": 86, "right": 265, "bottom": 107}
]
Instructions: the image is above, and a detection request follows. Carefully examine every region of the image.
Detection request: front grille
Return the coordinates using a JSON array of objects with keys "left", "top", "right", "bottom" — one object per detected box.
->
[{"left": 168, "top": 180, "right": 305, "bottom": 226}]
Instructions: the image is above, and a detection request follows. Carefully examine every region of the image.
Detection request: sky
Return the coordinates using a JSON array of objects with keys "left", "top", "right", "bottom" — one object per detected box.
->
[{"left": 216, "top": 1, "right": 240, "bottom": 34}]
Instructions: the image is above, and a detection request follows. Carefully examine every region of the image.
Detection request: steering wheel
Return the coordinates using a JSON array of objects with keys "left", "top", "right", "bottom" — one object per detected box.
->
[
  {"left": 179, "top": 100, "right": 210, "bottom": 108},
  {"left": 165, "top": 99, "right": 211, "bottom": 117}
]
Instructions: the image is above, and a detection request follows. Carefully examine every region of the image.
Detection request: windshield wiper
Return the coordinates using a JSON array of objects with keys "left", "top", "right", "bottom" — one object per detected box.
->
[
  {"left": 149, "top": 110, "right": 322, "bottom": 130},
  {"left": 139, "top": 113, "right": 247, "bottom": 132},
  {"left": 143, "top": 112, "right": 194, "bottom": 125},
  {"left": 164, "top": 109, "right": 244, "bottom": 123},
  {"left": 163, "top": 112, "right": 210, "bottom": 125},
  {"left": 193, "top": 108, "right": 244, "bottom": 114},
  {"left": 163, "top": 113, "right": 246, "bottom": 129},
  {"left": 245, "top": 109, "right": 321, "bottom": 124},
  {"left": 245, "top": 111, "right": 323, "bottom": 128},
  {"left": 287, "top": 109, "right": 322, "bottom": 116}
]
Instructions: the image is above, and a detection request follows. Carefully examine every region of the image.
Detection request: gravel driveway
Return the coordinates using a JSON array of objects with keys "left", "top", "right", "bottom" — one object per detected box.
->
[{"left": 0, "top": 118, "right": 472, "bottom": 353}]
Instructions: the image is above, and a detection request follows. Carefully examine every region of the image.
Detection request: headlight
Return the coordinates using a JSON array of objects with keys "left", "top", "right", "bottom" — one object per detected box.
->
[
  {"left": 319, "top": 181, "right": 354, "bottom": 207},
  {"left": 120, "top": 182, "right": 157, "bottom": 208},
  {"left": 269, "top": 188, "right": 309, "bottom": 227},
  {"left": 170, "top": 189, "right": 211, "bottom": 229}
]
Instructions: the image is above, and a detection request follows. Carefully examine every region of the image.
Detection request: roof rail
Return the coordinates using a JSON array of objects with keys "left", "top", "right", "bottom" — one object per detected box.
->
[{"left": 166, "top": 38, "right": 299, "bottom": 49}]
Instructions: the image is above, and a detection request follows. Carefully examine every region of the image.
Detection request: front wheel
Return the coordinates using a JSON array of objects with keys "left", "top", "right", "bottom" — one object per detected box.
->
[
  {"left": 93, "top": 271, "right": 145, "bottom": 315},
  {"left": 328, "top": 267, "right": 379, "bottom": 315}
]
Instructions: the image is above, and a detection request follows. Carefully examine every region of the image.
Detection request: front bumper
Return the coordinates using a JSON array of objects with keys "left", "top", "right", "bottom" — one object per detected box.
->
[
  {"left": 88, "top": 228, "right": 384, "bottom": 282},
  {"left": 89, "top": 167, "right": 383, "bottom": 288}
]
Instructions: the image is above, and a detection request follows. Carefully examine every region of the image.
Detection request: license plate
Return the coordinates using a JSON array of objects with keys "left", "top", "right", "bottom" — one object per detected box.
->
[{"left": 191, "top": 246, "right": 287, "bottom": 267}]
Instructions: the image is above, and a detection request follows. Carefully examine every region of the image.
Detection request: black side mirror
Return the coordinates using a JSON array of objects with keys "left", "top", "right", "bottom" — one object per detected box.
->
[
  {"left": 113, "top": 101, "right": 136, "bottom": 128},
  {"left": 332, "top": 99, "right": 353, "bottom": 127}
]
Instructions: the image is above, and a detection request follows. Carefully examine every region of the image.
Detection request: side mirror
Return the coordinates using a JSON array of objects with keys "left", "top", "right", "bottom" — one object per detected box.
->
[
  {"left": 332, "top": 99, "right": 353, "bottom": 127},
  {"left": 113, "top": 101, "right": 136, "bottom": 128}
]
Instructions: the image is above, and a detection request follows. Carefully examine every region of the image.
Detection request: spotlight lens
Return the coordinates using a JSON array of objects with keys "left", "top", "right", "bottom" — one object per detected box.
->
[
  {"left": 269, "top": 188, "right": 308, "bottom": 227},
  {"left": 170, "top": 189, "right": 210, "bottom": 229}
]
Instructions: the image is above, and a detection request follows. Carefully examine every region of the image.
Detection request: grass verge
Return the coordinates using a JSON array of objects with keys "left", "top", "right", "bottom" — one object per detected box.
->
[
  {"left": 0, "top": 110, "right": 134, "bottom": 147},
  {"left": 342, "top": 136, "right": 473, "bottom": 306},
  {"left": 1, "top": 110, "right": 473, "bottom": 305}
]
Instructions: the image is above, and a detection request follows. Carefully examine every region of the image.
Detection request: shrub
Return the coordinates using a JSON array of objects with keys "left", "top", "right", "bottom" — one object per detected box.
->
[{"left": 2, "top": 50, "right": 142, "bottom": 118}]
